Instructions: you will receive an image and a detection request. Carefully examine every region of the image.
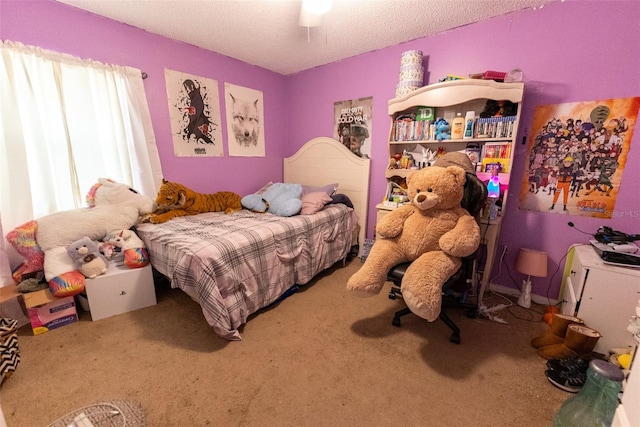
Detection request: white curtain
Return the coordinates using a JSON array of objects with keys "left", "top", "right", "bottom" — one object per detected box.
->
[{"left": 0, "top": 40, "right": 163, "bottom": 281}]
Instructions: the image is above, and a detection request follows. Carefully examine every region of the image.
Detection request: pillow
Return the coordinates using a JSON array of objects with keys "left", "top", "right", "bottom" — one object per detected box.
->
[
  {"left": 255, "top": 181, "right": 274, "bottom": 195},
  {"left": 242, "top": 183, "right": 302, "bottom": 217},
  {"left": 300, "top": 191, "right": 332, "bottom": 215},
  {"left": 329, "top": 193, "right": 354, "bottom": 208},
  {"left": 301, "top": 183, "right": 338, "bottom": 197}
]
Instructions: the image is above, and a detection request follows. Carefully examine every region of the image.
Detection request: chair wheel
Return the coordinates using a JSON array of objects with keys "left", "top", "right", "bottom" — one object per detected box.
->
[
  {"left": 392, "top": 317, "right": 401, "bottom": 327},
  {"left": 465, "top": 308, "right": 477, "bottom": 318},
  {"left": 450, "top": 333, "right": 461, "bottom": 344}
]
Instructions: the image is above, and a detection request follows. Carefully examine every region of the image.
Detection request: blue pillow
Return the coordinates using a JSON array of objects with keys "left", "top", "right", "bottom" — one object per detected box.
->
[{"left": 242, "top": 183, "right": 302, "bottom": 217}]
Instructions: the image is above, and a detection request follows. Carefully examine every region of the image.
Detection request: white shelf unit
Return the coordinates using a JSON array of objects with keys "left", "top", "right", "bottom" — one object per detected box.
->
[{"left": 385, "top": 79, "right": 524, "bottom": 186}]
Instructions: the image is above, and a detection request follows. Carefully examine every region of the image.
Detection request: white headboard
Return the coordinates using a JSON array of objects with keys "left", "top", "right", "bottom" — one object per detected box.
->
[{"left": 284, "top": 137, "right": 371, "bottom": 256}]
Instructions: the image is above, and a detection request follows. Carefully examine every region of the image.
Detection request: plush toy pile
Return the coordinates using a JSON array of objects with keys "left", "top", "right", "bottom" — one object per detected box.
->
[
  {"left": 347, "top": 165, "right": 481, "bottom": 321},
  {"left": 6, "top": 179, "right": 154, "bottom": 297}
]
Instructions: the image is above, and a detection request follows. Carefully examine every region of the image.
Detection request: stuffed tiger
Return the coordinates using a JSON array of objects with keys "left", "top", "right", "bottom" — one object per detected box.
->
[{"left": 142, "top": 179, "right": 242, "bottom": 224}]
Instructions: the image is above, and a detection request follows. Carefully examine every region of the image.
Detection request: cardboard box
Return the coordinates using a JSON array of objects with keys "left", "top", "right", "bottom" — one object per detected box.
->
[
  {"left": 0, "top": 284, "right": 29, "bottom": 328},
  {"left": 84, "top": 262, "right": 156, "bottom": 321},
  {"left": 23, "top": 289, "right": 77, "bottom": 335}
]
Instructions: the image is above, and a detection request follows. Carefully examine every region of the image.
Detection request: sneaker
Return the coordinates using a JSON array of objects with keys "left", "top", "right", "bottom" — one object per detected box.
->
[
  {"left": 546, "top": 357, "right": 589, "bottom": 373},
  {"left": 545, "top": 368, "right": 586, "bottom": 393}
]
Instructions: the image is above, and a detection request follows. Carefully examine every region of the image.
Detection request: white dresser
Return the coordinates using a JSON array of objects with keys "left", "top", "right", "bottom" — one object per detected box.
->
[{"left": 561, "top": 244, "right": 640, "bottom": 354}]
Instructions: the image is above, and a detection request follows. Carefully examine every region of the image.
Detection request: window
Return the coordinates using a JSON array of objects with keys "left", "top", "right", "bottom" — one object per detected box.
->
[{"left": 0, "top": 40, "right": 162, "bottom": 272}]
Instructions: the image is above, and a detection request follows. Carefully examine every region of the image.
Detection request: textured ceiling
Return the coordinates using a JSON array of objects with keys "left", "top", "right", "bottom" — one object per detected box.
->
[{"left": 55, "top": 0, "right": 556, "bottom": 76}]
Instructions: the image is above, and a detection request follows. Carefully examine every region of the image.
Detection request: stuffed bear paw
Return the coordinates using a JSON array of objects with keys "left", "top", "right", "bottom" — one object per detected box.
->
[
  {"left": 346, "top": 270, "right": 386, "bottom": 297},
  {"left": 401, "top": 285, "right": 442, "bottom": 322}
]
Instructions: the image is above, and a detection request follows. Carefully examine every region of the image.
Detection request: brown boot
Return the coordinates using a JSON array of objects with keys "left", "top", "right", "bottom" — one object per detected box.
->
[
  {"left": 538, "top": 324, "right": 602, "bottom": 360},
  {"left": 531, "top": 314, "right": 584, "bottom": 349}
]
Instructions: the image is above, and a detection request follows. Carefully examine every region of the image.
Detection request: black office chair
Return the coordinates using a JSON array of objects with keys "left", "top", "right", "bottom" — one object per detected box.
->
[{"left": 386, "top": 170, "right": 488, "bottom": 344}]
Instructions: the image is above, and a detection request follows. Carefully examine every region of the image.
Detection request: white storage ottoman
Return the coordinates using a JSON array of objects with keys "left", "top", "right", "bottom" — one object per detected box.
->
[{"left": 83, "top": 262, "right": 156, "bottom": 321}]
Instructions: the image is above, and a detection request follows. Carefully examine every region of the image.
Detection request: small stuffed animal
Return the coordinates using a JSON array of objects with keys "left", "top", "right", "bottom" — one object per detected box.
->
[
  {"left": 480, "top": 99, "right": 518, "bottom": 118},
  {"left": 98, "top": 241, "right": 117, "bottom": 260},
  {"left": 434, "top": 117, "right": 451, "bottom": 141},
  {"left": 241, "top": 182, "right": 302, "bottom": 217},
  {"left": 142, "top": 179, "right": 242, "bottom": 224},
  {"left": 106, "top": 229, "right": 149, "bottom": 269},
  {"left": 67, "top": 237, "right": 108, "bottom": 279},
  {"left": 107, "top": 229, "right": 143, "bottom": 250},
  {"left": 347, "top": 165, "right": 480, "bottom": 322}
]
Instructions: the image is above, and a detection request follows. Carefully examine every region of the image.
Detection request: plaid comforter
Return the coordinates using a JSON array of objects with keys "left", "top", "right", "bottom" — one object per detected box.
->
[{"left": 136, "top": 205, "right": 354, "bottom": 340}]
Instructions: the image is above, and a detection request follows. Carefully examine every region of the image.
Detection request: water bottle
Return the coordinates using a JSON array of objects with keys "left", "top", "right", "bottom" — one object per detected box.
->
[{"left": 553, "top": 359, "right": 624, "bottom": 427}]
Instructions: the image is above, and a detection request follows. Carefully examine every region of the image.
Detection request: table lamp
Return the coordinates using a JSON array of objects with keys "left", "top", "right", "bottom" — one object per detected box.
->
[{"left": 514, "top": 248, "right": 548, "bottom": 308}]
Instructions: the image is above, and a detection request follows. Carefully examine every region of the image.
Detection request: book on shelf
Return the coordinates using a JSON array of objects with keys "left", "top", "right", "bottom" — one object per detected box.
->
[
  {"left": 392, "top": 115, "right": 431, "bottom": 141},
  {"left": 481, "top": 142, "right": 511, "bottom": 173},
  {"left": 474, "top": 115, "right": 517, "bottom": 139}
]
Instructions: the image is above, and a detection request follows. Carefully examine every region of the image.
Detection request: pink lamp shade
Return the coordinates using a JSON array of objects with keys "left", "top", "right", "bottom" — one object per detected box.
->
[{"left": 515, "top": 248, "right": 548, "bottom": 278}]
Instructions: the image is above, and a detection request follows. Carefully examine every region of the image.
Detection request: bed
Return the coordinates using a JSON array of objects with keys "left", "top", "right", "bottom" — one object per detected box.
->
[{"left": 136, "top": 137, "right": 371, "bottom": 340}]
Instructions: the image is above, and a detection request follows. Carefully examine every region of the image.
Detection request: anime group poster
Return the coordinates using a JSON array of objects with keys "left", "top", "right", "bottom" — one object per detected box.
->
[
  {"left": 224, "top": 83, "right": 265, "bottom": 157},
  {"left": 165, "top": 69, "right": 223, "bottom": 157},
  {"left": 518, "top": 97, "right": 640, "bottom": 218},
  {"left": 334, "top": 97, "right": 373, "bottom": 158}
]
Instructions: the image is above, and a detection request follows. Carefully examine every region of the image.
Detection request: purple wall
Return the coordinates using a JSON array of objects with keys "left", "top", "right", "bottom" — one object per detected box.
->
[
  {"left": 2, "top": 0, "right": 639, "bottom": 298},
  {"left": 287, "top": 0, "right": 640, "bottom": 298},
  {"left": 0, "top": 0, "right": 288, "bottom": 197}
]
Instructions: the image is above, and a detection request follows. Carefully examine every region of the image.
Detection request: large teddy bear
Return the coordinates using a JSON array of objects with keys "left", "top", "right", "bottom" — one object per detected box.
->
[
  {"left": 6, "top": 179, "right": 154, "bottom": 297},
  {"left": 347, "top": 165, "right": 481, "bottom": 322}
]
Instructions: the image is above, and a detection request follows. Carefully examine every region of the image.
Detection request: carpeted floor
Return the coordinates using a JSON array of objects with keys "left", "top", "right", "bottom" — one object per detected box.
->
[{"left": 1, "top": 259, "right": 568, "bottom": 426}]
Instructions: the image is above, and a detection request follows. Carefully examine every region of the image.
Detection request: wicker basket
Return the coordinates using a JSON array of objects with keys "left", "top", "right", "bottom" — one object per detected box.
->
[{"left": 0, "top": 317, "right": 20, "bottom": 383}]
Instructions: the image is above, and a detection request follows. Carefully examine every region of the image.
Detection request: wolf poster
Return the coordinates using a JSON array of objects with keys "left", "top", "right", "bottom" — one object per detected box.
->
[
  {"left": 224, "top": 83, "right": 265, "bottom": 157},
  {"left": 518, "top": 97, "right": 640, "bottom": 218},
  {"left": 334, "top": 97, "right": 373, "bottom": 158},
  {"left": 165, "top": 69, "right": 222, "bottom": 157}
]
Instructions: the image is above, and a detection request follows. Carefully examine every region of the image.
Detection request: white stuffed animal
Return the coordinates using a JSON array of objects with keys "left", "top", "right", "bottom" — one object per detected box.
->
[
  {"left": 6, "top": 179, "right": 154, "bottom": 297},
  {"left": 106, "top": 229, "right": 150, "bottom": 269},
  {"left": 107, "top": 229, "right": 143, "bottom": 250}
]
